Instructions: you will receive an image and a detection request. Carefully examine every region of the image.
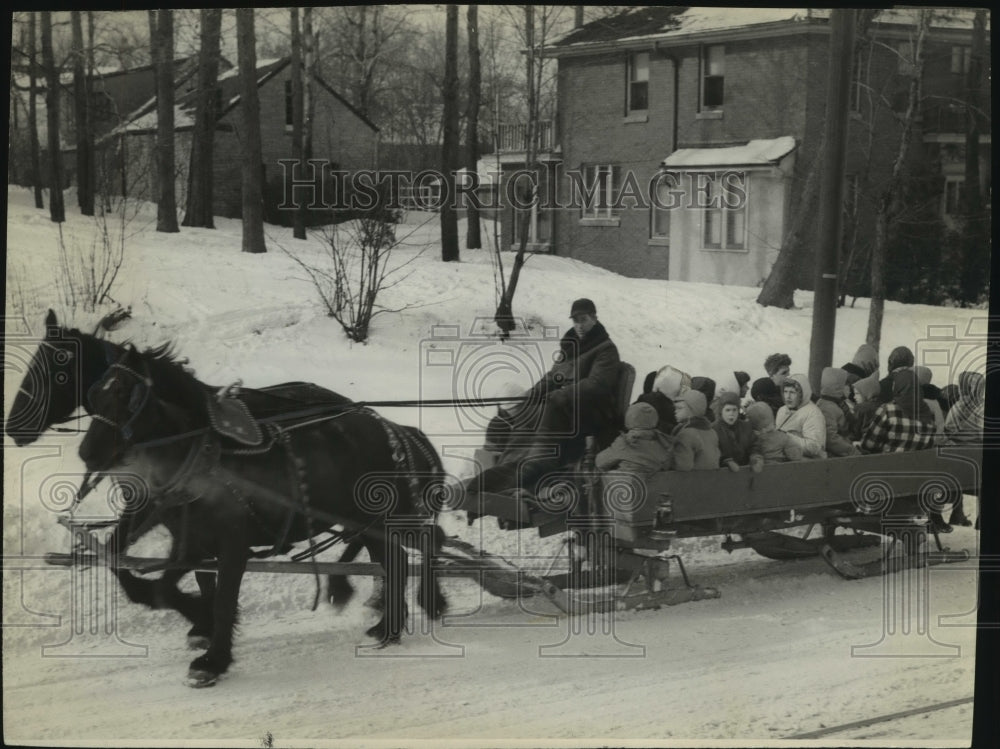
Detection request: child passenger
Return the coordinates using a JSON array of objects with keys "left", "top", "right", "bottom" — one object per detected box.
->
[
  {"left": 595, "top": 402, "right": 673, "bottom": 479},
  {"left": 817, "top": 367, "right": 859, "bottom": 457},
  {"left": 670, "top": 390, "right": 721, "bottom": 471},
  {"left": 746, "top": 401, "right": 803, "bottom": 466},
  {"left": 712, "top": 391, "right": 758, "bottom": 471},
  {"left": 775, "top": 374, "right": 828, "bottom": 458}
]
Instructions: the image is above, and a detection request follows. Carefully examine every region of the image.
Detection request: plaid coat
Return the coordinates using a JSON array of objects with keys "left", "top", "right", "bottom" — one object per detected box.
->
[{"left": 859, "top": 402, "right": 937, "bottom": 453}]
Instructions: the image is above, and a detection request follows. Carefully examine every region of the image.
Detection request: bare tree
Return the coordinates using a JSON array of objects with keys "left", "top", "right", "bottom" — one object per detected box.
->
[
  {"left": 290, "top": 8, "right": 306, "bottom": 240},
  {"left": 41, "top": 11, "right": 65, "bottom": 223},
  {"left": 151, "top": 10, "right": 179, "bottom": 232},
  {"left": 28, "top": 12, "right": 44, "bottom": 209},
  {"left": 237, "top": 8, "right": 267, "bottom": 254},
  {"left": 466, "top": 5, "right": 483, "bottom": 250},
  {"left": 182, "top": 9, "right": 221, "bottom": 229},
  {"left": 866, "top": 10, "right": 930, "bottom": 350},
  {"left": 958, "top": 9, "right": 988, "bottom": 306},
  {"left": 71, "top": 11, "right": 95, "bottom": 215},
  {"left": 440, "top": 5, "right": 461, "bottom": 262}
]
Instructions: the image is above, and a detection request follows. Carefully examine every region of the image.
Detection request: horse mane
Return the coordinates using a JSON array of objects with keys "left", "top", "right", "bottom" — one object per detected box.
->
[{"left": 132, "top": 341, "right": 212, "bottom": 419}]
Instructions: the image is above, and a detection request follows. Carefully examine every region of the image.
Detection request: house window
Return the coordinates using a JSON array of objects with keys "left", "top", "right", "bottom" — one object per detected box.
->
[
  {"left": 627, "top": 52, "right": 649, "bottom": 113},
  {"left": 580, "top": 164, "right": 621, "bottom": 220},
  {"left": 650, "top": 173, "right": 676, "bottom": 243},
  {"left": 951, "top": 46, "right": 971, "bottom": 75},
  {"left": 702, "top": 173, "right": 746, "bottom": 251},
  {"left": 700, "top": 45, "right": 725, "bottom": 110},
  {"left": 943, "top": 176, "right": 965, "bottom": 215}
]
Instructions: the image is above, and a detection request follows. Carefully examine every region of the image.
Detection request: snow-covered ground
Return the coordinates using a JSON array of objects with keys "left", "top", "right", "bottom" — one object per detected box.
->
[{"left": 3, "top": 186, "right": 987, "bottom": 746}]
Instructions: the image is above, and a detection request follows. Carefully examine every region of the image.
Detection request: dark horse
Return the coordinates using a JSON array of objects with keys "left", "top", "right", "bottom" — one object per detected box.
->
[
  {"left": 4, "top": 311, "right": 409, "bottom": 652},
  {"left": 78, "top": 342, "right": 447, "bottom": 686}
]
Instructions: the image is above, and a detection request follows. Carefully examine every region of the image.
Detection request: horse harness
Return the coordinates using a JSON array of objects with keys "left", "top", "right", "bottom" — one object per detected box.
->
[{"left": 83, "top": 361, "right": 439, "bottom": 565}]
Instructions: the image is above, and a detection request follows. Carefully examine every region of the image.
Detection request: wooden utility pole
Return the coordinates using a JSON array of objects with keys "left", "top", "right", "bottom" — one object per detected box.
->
[{"left": 808, "top": 9, "right": 855, "bottom": 394}]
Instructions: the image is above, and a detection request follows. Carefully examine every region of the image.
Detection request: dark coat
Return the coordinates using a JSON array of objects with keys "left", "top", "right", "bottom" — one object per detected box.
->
[{"left": 713, "top": 418, "right": 756, "bottom": 466}]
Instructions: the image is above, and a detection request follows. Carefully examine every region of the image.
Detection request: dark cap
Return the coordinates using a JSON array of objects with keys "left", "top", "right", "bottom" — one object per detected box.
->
[{"left": 570, "top": 298, "right": 597, "bottom": 318}]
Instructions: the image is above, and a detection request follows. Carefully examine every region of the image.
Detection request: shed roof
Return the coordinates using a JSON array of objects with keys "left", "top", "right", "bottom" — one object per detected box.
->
[{"left": 663, "top": 136, "right": 797, "bottom": 169}]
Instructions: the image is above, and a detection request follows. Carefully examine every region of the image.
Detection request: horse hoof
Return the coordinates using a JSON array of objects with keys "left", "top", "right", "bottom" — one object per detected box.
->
[
  {"left": 185, "top": 669, "right": 218, "bottom": 688},
  {"left": 187, "top": 634, "right": 211, "bottom": 651}
]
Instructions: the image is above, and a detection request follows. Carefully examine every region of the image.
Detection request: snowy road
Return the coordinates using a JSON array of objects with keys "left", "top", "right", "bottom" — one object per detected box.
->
[{"left": 3, "top": 531, "right": 979, "bottom": 746}]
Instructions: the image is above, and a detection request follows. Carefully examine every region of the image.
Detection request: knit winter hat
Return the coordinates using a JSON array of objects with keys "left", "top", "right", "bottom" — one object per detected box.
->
[
  {"left": 716, "top": 390, "right": 741, "bottom": 409},
  {"left": 887, "top": 345, "right": 915, "bottom": 371},
  {"left": 764, "top": 353, "right": 792, "bottom": 376},
  {"left": 625, "top": 401, "right": 659, "bottom": 431},
  {"left": 715, "top": 371, "right": 741, "bottom": 397},
  {"left": 853, "top": 372, "right": 881, "bottom": 401},
  {"left": 679, "top": 389, "right": 707, "bottom": 417},
  {"left": 691, "top": 376, "right": 716, "bottom": 405},
  {"left": 734, "top": 371, "right": 751, "bottom": 390},
  {"left": 746, "top": 401, "right": 775, "bottom": 431},
  {"left": 913, "top": 365, "right": 933, "bottom": 387},
  {"left": 653, "top": 365, "right": 692, "bottom": 400},
  {"left": 820, "top": 367, "right": 849, "bottom": 397}
]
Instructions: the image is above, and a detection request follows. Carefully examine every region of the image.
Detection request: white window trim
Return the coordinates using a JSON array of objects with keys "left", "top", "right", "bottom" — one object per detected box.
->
[
  {"left": 580, "top": 164, "right": 620, "bottom": 221},
  {"left": 627, "top": 51, "right": 650, "bottom": 115},
  {"left": 700, "top": 44, "right": 725, "bottom": 112},
  {"left": 700, "top": 172, "right": 749, "bottom": 253}
]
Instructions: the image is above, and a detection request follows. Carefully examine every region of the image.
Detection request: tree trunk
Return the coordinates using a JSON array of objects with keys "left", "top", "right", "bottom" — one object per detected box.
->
[
  {"left": 959, "top": 9, "right": 987, "bottom": 306},
  {"left": 182, "top": 9, "right": 221, "bottom": 229},
  {"left": 465, "top": 5, "right": 482, "bottom": 250},
  {"left": 152, "top": 10, "right": 179, "bottom": 232},
  {"left": 495, "top": 5, "right": 537, "bottom": 335},
  {"left": 71, "top": 11, "right": 94, "bottom": 215},
  {"left": 440, "top": 4, "right": 460, "bottom": 262},
  {"left": 237, "top": 8, "right": 267, "bottom": 254},
  {"left": 28, "top": 12, "right": 43, "bottom": 209},
  {"left": 290, "top": 8, "right": 306, "bottom": 239},
  {"left": 866, "top": 10, "right": 929, "bottom": 349},
  {"left": 41, "top": 11, "right": 64, "bottom": 223}
]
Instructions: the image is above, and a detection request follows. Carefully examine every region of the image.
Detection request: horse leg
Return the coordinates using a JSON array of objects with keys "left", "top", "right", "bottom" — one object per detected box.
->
[
  {"left": 364, "top": 537, "right": 407, "bottom": 645},
  {"left": 113, "top": 567, "right": 214, "bottom": 646},
  {"left": 187, "top": 546, "right": 247, "bottom": 688},
  {"left": 187, "top": 571, "right": 217, "bottom": 650},
  {"left": 417, "top": 524, "right": 447, "bottom": 620},
  {"left": 327, "top": 538, "right": 363, "bottom": 611}
]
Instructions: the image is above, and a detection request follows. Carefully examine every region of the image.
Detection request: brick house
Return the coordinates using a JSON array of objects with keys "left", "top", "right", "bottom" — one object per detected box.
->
[
  {"left": 101, "top": 57, "right": 378, "bottom": 220},
  {"left": 495, "top": 7, "right": 989, "bottom": 287}
]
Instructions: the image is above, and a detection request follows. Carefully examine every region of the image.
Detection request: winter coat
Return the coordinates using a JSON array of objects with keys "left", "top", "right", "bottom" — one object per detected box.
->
[
  {"left": 775, "top": 375, "right": 827, "bottom": 458},
  {"left": 817, "top": 368, "right": 858, "bottom": 457},
  {"left": 943, "top": 372, "right": 985, "bottom": 445},
  {"left": 840, "top": 344, "right": 879, "bottom": 385},
  {"left": 745, "top": 402, "right": 802, "bottom": 464},
  {"left": 713, "top": 418, "right": 757, "bottom": 466},
  {"left": 670, "top": 417, "right": 721, "bottom": 471},
  {"left": 860, "top": 370, "right": 937, "bottom": 453},
  {"left": 596, "top": 429, "right": 673, "bottom": 478}
]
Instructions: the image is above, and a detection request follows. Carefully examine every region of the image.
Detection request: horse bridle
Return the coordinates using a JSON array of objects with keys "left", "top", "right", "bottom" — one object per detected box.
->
[{"left": 86, "top": 356, "right": 153, "bottom": 442}]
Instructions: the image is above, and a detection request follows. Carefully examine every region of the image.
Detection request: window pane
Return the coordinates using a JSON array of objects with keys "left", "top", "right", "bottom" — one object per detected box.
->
[
  {"left": 726, "top": 208, "right": 745, "bottom": 248},
  {"left": 653, "top": 206, "right": 670, "bottom": 238},
  {"left": 706, "top": 45, "right": 724, "bottom": 75},
  {"left": 704, "top": 209, "right": 721, "bottom": 247},
  {"left": 630, "top": 81, "right": 649, "bottom": 111},
  {"left": 632, "top": 52, "right": 649, "bottom": 82},
  {"left": 703, "top": 77, "right": 724, "bottom": 107}
]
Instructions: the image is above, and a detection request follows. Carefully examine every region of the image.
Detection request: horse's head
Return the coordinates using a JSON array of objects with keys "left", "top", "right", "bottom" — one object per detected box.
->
[
  {"left": 78, "top": 345, "right": 154, "bottom": 472},
  {"left": 6, "top": 310, "right": 84, "bottom": 446}
]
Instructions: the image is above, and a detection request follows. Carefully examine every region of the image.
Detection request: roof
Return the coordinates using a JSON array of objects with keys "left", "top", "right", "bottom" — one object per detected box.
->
[
  {"left": 104, "top": 56, "right": 377, "bottom": 140},
  {"left": 663, "top": 136, "right": 797, "bottom": 169},
  {"left": 550, "top": 7, "right": 984, "bottom": 53}
]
